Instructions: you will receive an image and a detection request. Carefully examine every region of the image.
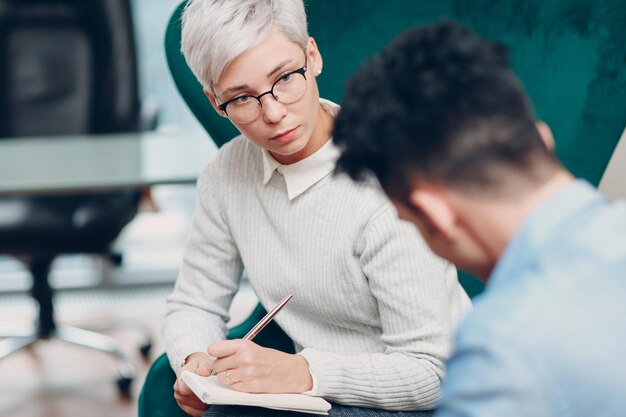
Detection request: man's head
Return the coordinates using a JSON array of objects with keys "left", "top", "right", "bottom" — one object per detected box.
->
[
  {"left": 334, "top": 21, "right": 565, "bottom": 278},
  {"left": 181, "top": 0, "right": 328, "bottom": 165}
]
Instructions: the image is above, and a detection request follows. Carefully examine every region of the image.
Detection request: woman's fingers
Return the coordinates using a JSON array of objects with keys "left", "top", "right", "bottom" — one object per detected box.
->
[
  {"left": 173, "top": 351, "right": 214, "bottom": 414},
  {"left": 208, "top": 339, "right": 248, "bottom": 358},
  {"left": 216, "top": 368, "right": 242, "bottom": 386},
  {"left": 210, "top": 339, "right": 258, "bottom": 374}
]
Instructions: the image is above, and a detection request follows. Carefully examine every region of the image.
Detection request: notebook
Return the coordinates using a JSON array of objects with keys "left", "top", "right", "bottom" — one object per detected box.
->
[{"left": 181, "top": 371, "right": 332, "bottom": 415}]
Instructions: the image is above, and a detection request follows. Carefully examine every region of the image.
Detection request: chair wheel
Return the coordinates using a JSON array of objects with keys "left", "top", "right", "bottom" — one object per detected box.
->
[
  {"left": 117, "top": 377, "right": 133, "bottom": 395},
  {"left": 139, "top": 342, "right": 152, "bottom": 358}
]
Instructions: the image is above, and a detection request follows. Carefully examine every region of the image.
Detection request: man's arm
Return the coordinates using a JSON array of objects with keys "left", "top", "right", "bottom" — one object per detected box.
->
[{"left": 436, "top": 321, "right": 552, "bottom": 417}]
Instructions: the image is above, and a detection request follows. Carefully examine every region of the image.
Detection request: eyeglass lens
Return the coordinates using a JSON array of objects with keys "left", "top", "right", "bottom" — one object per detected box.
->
[{"left": 225, "top": 69, "right": 307, "bottom": 123}]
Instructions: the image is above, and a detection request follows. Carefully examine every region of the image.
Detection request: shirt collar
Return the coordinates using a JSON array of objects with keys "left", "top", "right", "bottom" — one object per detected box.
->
[
  {"left": 489, "top": 179, "right": 604, "bottom": 289},
  {"left": 261, "top": 99, "right": 341, "bottom": 200}
]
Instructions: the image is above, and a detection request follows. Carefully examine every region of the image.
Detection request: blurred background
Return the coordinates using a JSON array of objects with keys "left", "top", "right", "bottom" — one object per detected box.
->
[
  {"left": 0, "top": 1, "right": 624, "bottom": 417},
  {"left": 0, "top": 1, "right": 257, "bottom": 416}
]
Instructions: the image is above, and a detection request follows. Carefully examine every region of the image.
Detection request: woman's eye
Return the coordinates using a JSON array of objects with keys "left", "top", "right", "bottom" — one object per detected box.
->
[
  {"left": 230, "top": 96, "right": 252, "bottom": 106},
  {"left": 278, "top": 73, "right": 292, "bottom": 83}
]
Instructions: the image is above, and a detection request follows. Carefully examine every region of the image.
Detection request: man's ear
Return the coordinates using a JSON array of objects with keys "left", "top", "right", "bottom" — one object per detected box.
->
[
  {"left": 536, "top": 121, "right": 555, "bottom": 151},
  {"left": 408, "top": 188, "right": 459, "bottom": 241},
  {"left": 204, "top": 88, "right": 228, "bottom": 118}
]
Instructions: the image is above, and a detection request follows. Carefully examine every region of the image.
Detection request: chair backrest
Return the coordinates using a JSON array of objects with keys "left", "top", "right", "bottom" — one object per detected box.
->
[
  {"left": 0, "top": 0, "right": 141, "bottom": 138},
  {"left": 164, "top": 0, "right": 625, "bottom": 298},
  {"left": 164, "top": 1, "right": 238, "bottom": 148}
]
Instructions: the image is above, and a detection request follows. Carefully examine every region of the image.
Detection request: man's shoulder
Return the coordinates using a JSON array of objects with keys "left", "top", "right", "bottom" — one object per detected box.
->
[
  {"left": 447, "top": 263, "right": 626, "bottom": 417},
  {"left": 456, "top": 275, "right": 560, "bottom": 351},
  {"left": 560, "top": 197, "right": 626, "bottom": 260},
  {"left": 458, "top": 255, "right": 626, "bottom": 359}
]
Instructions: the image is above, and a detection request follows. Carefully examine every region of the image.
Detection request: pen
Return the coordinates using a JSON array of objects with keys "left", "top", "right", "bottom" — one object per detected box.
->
[
  {"left": 210, "top": 293, "right": 293, "bottom": 376},
  {"left": 243, "top": 293, "right": 293, "bottom": 340}
]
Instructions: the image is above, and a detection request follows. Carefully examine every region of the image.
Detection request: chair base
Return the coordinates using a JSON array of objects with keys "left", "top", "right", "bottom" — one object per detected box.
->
[
  {"left": 0, "top": 323, "right": 137, "bottom": 395},
  {"left": 0, "top": 254, "right": 153, "bottom": 395}
]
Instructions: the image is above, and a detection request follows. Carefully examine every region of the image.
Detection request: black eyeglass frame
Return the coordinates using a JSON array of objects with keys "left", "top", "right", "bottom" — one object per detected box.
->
[{"left": 217, "top": 57, "right": 308, "bottom": 116}]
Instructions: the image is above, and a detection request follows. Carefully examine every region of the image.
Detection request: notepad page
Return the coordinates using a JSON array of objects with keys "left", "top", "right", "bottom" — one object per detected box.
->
[{"left": 181, "top": 371, "right": 331, "bottom": 415}]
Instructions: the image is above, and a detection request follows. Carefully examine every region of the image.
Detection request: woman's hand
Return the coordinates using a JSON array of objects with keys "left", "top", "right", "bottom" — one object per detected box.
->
[
  {"left": 173, "top": 352, "right": 214, "bottom": 417},
  {"left": 208, "top": 339, "right": 313, "bottom": 393}
]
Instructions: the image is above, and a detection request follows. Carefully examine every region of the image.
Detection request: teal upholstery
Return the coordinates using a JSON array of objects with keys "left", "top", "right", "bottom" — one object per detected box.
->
[
  {"left": 164, "top": 1, "right": 238, "bottom": 147},
  {"left": 140, "top": 1, "right": 625, "bottom": 415}
]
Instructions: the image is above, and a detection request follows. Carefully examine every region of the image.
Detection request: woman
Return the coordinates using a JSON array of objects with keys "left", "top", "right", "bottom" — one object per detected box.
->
[{"left": 165, "top": 1, "right": 471, "bottom": 416}]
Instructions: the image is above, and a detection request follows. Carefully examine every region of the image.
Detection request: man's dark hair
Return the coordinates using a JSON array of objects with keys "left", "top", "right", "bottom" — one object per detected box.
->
[{"left": 334, "top": 20, "right": 558, "bottom": 200}]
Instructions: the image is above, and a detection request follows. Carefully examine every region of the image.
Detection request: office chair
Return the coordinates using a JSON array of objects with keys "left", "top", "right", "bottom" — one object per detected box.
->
[
  {"left": 139, "top": 0, "right": 626, "bottom": 415},
  {"left": 0, "top": 0, "right": 156, "bottom": 395}
]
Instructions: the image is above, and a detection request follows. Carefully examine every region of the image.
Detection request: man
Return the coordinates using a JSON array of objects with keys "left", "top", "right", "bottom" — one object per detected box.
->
[{"left": 333, "top": 20, "right": 626, "bottom": 417}]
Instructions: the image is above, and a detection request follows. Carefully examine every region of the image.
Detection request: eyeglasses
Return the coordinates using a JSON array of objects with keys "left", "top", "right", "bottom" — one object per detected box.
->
[{"left": 217, "top": 57, "right": 308, "bottom": 124}]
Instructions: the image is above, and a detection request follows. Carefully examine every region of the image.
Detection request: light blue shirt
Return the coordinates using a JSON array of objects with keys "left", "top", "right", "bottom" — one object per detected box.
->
[{"left": 436, "top": 180, "right": 626, "bottom": 417}]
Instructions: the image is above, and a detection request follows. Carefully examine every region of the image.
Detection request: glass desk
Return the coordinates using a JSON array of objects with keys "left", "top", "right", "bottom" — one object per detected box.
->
[{"left": 0, "top": 130, "right": 217, "bottom": 195}]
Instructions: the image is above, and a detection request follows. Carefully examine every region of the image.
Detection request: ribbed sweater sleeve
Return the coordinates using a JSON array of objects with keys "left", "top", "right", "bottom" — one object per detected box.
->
[
  {"left": 299, "top": 205, "right": 458, "bottom": 410},
  {"left": 162, "top": 156, "right": 244, "bottom": 370}
]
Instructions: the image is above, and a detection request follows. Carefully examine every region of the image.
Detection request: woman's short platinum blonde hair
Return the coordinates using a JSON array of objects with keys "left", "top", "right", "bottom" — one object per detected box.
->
[{"left": 181, "top": 0, "right": 309, "bottom": 88}]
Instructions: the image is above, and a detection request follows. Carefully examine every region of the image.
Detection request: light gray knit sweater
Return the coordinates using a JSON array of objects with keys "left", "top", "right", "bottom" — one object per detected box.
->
[{"left": 163, "top": 135, "right": 471, "bottom": 410}]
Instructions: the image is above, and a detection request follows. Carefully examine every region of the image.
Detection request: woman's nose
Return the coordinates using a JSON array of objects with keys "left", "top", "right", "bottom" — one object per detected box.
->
[{"left": 260, "top": 95, "right": 287, "bottom": 123}]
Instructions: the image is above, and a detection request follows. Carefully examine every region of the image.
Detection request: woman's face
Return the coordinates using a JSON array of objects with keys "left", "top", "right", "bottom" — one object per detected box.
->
[{"left": 206, "top": 28, "right": 326, "bottom": 165}]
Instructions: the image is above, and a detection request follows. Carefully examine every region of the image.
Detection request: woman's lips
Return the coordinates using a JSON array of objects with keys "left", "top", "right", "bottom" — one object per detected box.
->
[{"left": 270, "top": 126, "right": 299, "bottom": 143}]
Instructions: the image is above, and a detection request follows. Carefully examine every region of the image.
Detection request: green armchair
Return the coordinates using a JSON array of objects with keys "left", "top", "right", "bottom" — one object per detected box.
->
[{"left": 139, "top": 1, "right": 625, "bottom": 415}]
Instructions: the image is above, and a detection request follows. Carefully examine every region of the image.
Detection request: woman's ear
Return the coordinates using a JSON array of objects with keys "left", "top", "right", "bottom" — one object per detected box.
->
[
  {"left": 307, "top": 37, "right": 323, "bottom": 77},
  {"left": 204, "top": 88, "right": 228, "bottom": 118},
  {"left": 408, "top": 187, "right": 460, "bottom": 241},
  {"left": 536, "top": 121, "right": 555, "bottom": 151}
]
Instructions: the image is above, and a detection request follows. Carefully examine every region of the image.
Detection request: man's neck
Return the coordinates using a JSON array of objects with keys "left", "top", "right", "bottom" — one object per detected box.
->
[{"left": 459, "top": 169, "right": 575, "bottom": 274}]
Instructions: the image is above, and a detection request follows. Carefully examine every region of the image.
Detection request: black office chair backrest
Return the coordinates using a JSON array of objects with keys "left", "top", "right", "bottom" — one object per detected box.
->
[
  {"left": 0, "top": 0, "right": 144, "bottom": 255},
  {"left": 0, "top": 0, "right": 141, "bottom": 138}
]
